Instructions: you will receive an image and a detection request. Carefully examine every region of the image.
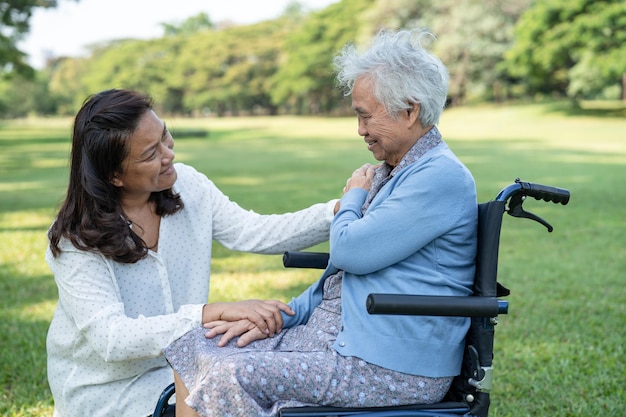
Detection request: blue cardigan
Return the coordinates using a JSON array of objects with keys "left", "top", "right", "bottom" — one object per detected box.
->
[{"left": 282, "top": 142, "right": 477, "bottom": 377}]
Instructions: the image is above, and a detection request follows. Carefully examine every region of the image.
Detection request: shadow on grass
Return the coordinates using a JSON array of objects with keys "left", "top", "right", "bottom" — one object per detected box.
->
[
  {"left": 0, "top": 261, "right": 58, "bottom": 308},
  {"left": 0, "top": 265, "right": 55, "bottom": 414},
  {"left": 0, "top": 134, "right": 70, "bottom": 147},
  {"left": 0, "top": 314, "right": 53, "bottom": 415},
  {"left": 169, "top": 127, "right": 210, "bottom": 139},
  {"left": 169, "top": 126, "right": 267, "bottom": 141}
]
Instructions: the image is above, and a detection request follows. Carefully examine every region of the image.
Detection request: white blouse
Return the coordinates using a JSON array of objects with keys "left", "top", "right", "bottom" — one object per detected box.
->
[{"left": 46, "top": 163, "right": 336, "bottom": 417}]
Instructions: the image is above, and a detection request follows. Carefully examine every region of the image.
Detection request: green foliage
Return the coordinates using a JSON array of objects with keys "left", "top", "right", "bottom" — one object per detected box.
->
[
  {"left": 161, "top": 12, "right": 214, "bottom": 36},
  {"left": 504, "top": 0, "right": 626, "bottom": 99},
  {"left": 0, "top": 0, "right": 64, "bottom": 78},
  {"left": 269, "top": 0, "right": 374, "bottom": 113},
  {"left": 362, "top": 0, "right": 531, "bottom": 104},
  {"left": 45, "top": 55, "right": 92, "bottom": 115},
  {"left": 3, "top": 0, "right": 626, "bottom": 117},
  {"left": 0, "top": 73, "right": 46, "bottom": 117},
  {"left": 172, "top": 21, "right": 286, "bottom": 116},
  {"left": 1, "top": 104, "right": 625, "bottom": 416}
]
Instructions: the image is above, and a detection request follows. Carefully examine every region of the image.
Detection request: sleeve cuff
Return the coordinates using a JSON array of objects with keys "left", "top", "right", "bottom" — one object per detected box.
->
[{"left": 325, "top": 199, "right": 340, "bottom": 219}]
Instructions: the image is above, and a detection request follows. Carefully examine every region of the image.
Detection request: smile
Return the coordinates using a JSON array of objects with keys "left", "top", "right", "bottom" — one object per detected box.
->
[
  {"left": 366, "top": 139, "right": 378, "bottom": 150},
  {"left": 160, "top": 165, "right": 175, "bottom": 175}
]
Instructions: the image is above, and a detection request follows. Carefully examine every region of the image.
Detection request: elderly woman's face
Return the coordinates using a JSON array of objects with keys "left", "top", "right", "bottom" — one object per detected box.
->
[{"left": 351, "top": 77, "right": 418, "bottom": 167}]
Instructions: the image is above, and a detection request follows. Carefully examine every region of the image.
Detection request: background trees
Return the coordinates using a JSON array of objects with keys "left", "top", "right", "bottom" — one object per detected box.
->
[
  {"left": 1, "top": 0, "right": 624, "bottom": 118},
  {"left": 269, "top": 0, "right": 373, "bottom": 115},
  {"left": 1, "top": 0, "right": 72, "bottom": 78},
  {"left": 504, "top": 0, "right": 626, "bottom": 100},
  {"left": 361, "top": 0, "right": 531, "bottom": 105}
]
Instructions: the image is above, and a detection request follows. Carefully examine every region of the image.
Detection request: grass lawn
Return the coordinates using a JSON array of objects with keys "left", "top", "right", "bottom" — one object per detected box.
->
[{"left": 1, "top": 101, "right": 624, "bottom": 416}]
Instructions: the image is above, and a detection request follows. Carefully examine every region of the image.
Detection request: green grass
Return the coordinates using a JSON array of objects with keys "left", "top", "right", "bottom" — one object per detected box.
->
[{"left": 1, "top": 102, "right": 624, "bottom": 416}]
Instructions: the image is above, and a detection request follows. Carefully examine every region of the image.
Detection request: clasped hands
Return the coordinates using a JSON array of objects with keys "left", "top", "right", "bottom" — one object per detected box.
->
[{"left": 202, "top": 299, "right": 294, "bottom": 348}]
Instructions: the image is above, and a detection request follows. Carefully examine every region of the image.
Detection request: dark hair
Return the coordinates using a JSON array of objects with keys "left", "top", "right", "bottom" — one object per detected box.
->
[{"left": 48, "top": 89, "right": 183, "bottom": 263}]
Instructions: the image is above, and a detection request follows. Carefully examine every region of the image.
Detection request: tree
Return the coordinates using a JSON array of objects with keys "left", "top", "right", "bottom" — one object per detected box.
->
[
  {"left": 0, "top": 0, "right": 77, "bottom": 77},
  {"left": 172, "top": 21, "right": 286, "bottom": 116},
  {"left": 504, "top": 0, "right": 626, "bottom": 100},
  {"left": 270, "top": 0, "right": 375, "bottom": 114},
  {"left": 161, "top": 12, "right": 214, "bottom": 37},
  {"left": 361, "top": 0, "right": 530, "bottom": 105}
]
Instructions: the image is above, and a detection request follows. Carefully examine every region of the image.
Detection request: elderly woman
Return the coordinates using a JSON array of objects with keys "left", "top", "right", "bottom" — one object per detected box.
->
[{"left": 165, "top": 28, "right": 477, "bottom": 417}]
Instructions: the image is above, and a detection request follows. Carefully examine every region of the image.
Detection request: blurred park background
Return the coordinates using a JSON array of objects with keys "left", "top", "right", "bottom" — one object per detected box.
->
[
  {"left": 1, "top": 0, "right": 625, "bottom": 416},
  {"left": 1, "top": 0, "right": 625, "bottom": 117}
]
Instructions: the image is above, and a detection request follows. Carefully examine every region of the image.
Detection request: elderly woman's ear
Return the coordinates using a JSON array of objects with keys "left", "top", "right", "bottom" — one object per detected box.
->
[{"left": 406, "top": 102, "right": 422, "bottom": 126}]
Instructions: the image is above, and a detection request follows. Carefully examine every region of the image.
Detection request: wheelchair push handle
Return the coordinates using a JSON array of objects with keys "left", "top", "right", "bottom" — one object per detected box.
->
[
  {"left": 517, "top": 180, "right": 570, "bottom": 205},
  {"left": 496, "top": 178, "right": 570, "bottom": 205},
  {"left": 498, "top": 179, "right": 570, "bottom": 233}
]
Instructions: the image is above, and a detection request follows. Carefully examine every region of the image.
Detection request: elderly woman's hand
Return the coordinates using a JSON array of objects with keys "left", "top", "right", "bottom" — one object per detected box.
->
[
  {"left": 204, "top": 319, "right": 269, "bottom": 347},
  {"left": 343, "top": 163, "right": 379, "bottom": 194}
]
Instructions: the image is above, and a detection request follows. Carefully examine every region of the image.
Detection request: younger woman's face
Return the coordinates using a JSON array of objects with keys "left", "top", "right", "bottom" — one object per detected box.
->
[{"left": 111, "top": 110, "right": 177, "bottom": 199}]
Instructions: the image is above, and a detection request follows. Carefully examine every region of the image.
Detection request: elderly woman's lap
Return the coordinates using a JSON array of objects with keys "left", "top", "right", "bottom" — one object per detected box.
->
[{"left": 165, "top": 326, "right": 452, "bottom": 416}]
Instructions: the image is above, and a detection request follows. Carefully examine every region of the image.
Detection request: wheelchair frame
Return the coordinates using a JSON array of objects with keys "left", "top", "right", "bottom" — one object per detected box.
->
[{"left": 153, "top": 179, "right": 569, "bottom": 417}]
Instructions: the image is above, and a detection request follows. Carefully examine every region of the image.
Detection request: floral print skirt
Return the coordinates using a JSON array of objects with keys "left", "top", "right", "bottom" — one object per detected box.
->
[{"left": 164, "top": 273, "right": 452, "bottom": 417}]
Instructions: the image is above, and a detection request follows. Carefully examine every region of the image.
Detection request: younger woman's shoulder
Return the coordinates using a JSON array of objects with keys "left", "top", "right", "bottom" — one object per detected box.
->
[
  {"left": 173, "top": 162, "right": 198, "bottom": 177},
  {"left": 174, "top": 163, "right": 209, "bottom": 187},
  {"left": 172, "top": 163, "right": 221, "bottom": 198}
]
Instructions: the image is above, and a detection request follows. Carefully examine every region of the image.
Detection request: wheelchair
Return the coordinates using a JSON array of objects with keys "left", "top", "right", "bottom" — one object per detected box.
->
[{"left": 153, "top": 179, "right": 570, "bottom": 417}]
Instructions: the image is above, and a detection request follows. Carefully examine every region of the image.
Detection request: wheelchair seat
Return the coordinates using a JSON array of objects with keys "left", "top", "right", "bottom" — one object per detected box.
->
[{"left": 153, "top": 179, "right": 569, "bottom": 417}]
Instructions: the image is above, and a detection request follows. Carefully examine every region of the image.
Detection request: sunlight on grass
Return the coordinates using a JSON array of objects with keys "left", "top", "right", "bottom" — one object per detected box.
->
[
  {"left": 0, "top": 210, "right": 53, "bottom": 228},
  {"left": 32, "top": 158, "right": 69, "bottom": 169},
  {"left": 209, "top": 269, "right": 321, "bottom": 303},
  {"left": 556, "top": 153, "right": 626, "bottom": 164},
  {"left": 0, "top": 181, "right": 50, "bottom": 192},
  {"left": 440, "top": 103, "right": 626, "bottom": 154},
  {"left": 1, "top": 234, "right": 49, "bottom": 275},
  {"left": 218, "top": 176, "right": 264, "bottom": 186},
  {"left": 8, "top": 299, "right": 57, "bottom": 322}
]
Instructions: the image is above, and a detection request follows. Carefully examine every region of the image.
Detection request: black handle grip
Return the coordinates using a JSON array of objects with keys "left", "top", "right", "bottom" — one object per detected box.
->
[
  {"left": 519, "top": 181, "right": 570, "bottom": 205},
  {"left": 366, "top": 294, "right": 508, "bottom": 317},
  {"left": 282, "top": 251, "right": 329, "bottom": 269}
]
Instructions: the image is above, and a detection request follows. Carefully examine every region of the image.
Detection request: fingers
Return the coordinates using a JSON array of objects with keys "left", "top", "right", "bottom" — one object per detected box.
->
[
  {"left": 203, "top": 320, "right": 230, "bottom": 338},
  {"left": 204, "top": 299, "right": 294, "bottom": 348},
  {"left": 365, "top": 163, "right": 378, "bottom": 179},
  {"left": 219, "top": 299, "right": 291, "bottom": 337},
  {"left": 262, "top": 300, "right": 293, "bottom": 333},
  {"left": 204, "top": 320, "right": 270, "bottom": 348},
  {"left": 237, "top": 327, "right": 267, "bottom": 347},
  {"left": 344, "top": 162, "right": 378, "bottom": 193},
  {"left": 204, "top": 320, "right": 253, "bottom": 346},
  {"left": 266, "top": 299, "right": 295, "bottom": 316},
  {"left": 351, "top": 163, "right": 372, "bottom": 177},
  {"left": 221, "top": 321, "right": 255, "bottom": 347},
  {"left": 242, "top": 303, "right": 275, "bottom": 336}
]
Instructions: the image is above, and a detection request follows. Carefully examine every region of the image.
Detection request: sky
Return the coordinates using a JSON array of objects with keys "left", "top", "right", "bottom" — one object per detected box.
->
[{"left": 19, "top": 0, "right": 338, "bottom": 69}]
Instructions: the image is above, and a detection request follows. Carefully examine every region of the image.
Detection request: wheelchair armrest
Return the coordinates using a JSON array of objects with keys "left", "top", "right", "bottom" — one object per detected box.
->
[
  {"left": 366, "top": 294, "right": 508, "bottom": 317},
  {"left": 283, "top": 251, "right": 329, "bottom": 269}
]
